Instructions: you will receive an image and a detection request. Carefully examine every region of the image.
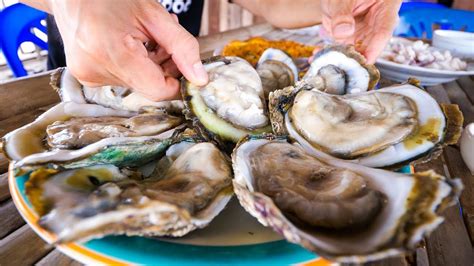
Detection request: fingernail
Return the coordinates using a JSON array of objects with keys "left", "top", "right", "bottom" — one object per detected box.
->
[
  {"left": 333, "top": 23, "right": 354, "bottom": 38},
  {"left": 192, "top": 62, "right": 208, "bottom": 85}
]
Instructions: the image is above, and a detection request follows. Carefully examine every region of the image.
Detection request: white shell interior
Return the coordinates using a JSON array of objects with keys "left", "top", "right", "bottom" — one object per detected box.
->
[
  {"left": 233, "top": 138, "right": 448, "bottom": 256},
  {"left": 286, "top": 84, "right": 446, "bottom": 167},
  {"left": 3, "top": 102, "right": 134, "bottom": 161},
  {"left": 304, "top": 51, "right": 370, "bottom": 93}
]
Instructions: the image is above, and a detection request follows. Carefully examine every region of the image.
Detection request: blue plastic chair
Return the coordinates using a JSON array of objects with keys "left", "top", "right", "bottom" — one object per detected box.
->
[
  {"left": 399, "top": 2, "right": 447, "bottom": 14},
  {"left": 0, "top": 3, "right": 48, "bottom": 77},
  {"left": 396, "top": 7, "right": 474, "bottom": 39}
]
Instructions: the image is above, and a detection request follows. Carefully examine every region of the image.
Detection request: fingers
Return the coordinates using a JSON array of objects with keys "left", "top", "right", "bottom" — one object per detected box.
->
[
  {"left": 140, "top": 4, "right": 208, "bottom": 86},
  {"left": 363, "top": 30, "right": 392, "bottom": 64},
  {"left": 321, "top": 0, "right": 356, "bottom": 42},
  {"left": 108, "top": 34, "right": 180, "bottom": 101}
]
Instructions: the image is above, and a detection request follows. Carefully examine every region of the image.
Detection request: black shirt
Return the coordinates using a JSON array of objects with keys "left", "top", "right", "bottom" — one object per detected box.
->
[
  {"left": 159, "top": 0, "right": 204, "bottom": 36},
  {"left": 47, "top": 0, "right": 205, "bottom": 69}
]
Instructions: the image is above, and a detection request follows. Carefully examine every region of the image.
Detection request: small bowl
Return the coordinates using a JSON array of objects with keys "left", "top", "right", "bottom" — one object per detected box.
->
[{"left": 433, "top": 30, "right": 474, "bottom": 59}]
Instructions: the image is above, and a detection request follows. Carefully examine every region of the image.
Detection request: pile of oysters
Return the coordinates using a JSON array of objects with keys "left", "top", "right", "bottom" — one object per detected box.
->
[{"left": 2, "top": 45, "right": 465, "bottom": 263}]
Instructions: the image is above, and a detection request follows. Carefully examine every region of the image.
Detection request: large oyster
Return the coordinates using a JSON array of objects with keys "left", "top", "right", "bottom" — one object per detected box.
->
[
  {"left": 232, "top": 135, "right": 462, "bottom": 263},
  {"left": 270, "top": 80, "right": 463, "bottom": 168},
  {"left": 2, "top": 102, "right": 182, "bottom": 170},
  {"left": 304, "top": 45, "right": 380, "bottom": 94},
  {"left": 182, "top": 56, "right": 272, "bottom": 144},
  {"left": 51, "top": 68, "right": 184, "bottom": 113},
  {"left": 24, "top": 135, "right": 233, "bottom": 243},
  {"left": 256, "top": 48, "right": 298, "bottom": 99}
]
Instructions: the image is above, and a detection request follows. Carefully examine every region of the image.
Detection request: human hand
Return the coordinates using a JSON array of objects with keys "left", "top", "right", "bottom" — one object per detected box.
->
[
  {"left": 320, "top": 0, "right": 402, "bottom": 63},
  {"left": 48, "top": 0, "right": 208, "bottom": 100}
]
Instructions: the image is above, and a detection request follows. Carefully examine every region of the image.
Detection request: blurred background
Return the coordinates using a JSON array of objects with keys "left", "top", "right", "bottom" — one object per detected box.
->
[{"left": 0, "top": 0, "right": 472, "bottom": 82}]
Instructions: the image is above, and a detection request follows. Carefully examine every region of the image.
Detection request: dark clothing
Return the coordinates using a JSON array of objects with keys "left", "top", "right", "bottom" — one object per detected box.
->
[
  {"left": 46, "top": 15, "right": 66, "bottom": 70},
  {"left": 161, "top": 0, "right": 204, "bottom": 36},
  {"left": 46, "top": 0, "right": 204, "bottom": 70}
]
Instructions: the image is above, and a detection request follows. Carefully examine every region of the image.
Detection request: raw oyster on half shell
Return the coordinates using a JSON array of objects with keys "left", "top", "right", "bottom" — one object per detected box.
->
[
  {"left": 269, "top": 80, "right": 463, "bottom": 168},
  {"left": 25, "top": 134, "right": 233, "bottom": 243},
  {"left": 182, "top": 56, "right": 272, "bottom": 144},
  {"left": 304, "top": 45, "right": 380, "bottom": 94},
  {"left": 256, "top": 48, "right": 298, "bottom": 99},
  {"left": 51, "top": 68, "right": 184, "bottom": 113},
  {"left": 232, "top": 135, "right": 462, "bottom": 263}
]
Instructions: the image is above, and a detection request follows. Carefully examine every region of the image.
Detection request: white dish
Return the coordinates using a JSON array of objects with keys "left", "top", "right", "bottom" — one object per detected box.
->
[
  {"left": 375, "top": 58, "right": 474, "bottom": 86},
  {"left": 433, "top": 30, "right": 474, "bottom": 58}
]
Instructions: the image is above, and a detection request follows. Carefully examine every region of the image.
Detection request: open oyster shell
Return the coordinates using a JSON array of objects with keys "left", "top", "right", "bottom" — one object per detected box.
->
[
  {"left": 256, "top": 48, "right": 298, "bottom": 99},
  {"left": 24, "top": 133, "right": 233, "bottom": 243},
  {"left": 51, "top": 68, "right": 184, "bottom": 114},
  {"left": 2, "top": 101, "right": 183, "bottom": 170},
  {"left": 269, "top": 80, "right": 463, "bottom": 168},
  {"left": 181, "top": 56, "right": 272, "bottom": 145},
  {"left": 304, "top": 45, "right": 380, "bottom": 94},
  {"left": 232, "top": 134, "right": 462, "bottom": 263}
]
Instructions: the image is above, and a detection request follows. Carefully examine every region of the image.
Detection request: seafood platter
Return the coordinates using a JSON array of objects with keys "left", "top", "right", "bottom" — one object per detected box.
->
[{"left": 2, "top": 39, "right": 465, "bottom": 264}]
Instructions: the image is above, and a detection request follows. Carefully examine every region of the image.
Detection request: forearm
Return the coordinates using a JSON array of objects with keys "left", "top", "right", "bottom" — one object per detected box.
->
[
  {"left": 20, "top": 0, "right": 52, "bottom": 13},
  {"left": 233, "top": 0, "right": 323, "bottom": 29}
]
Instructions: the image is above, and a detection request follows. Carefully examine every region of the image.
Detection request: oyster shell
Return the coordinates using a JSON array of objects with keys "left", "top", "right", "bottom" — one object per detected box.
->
[
  {"left": 25, "top": 136, "right": 233, "bottom": 243},
  {"left": 2, "top": 101, "right": 182, "bottom": 170},
  {"left": 304, "top": 45, "right": 380, "bottom": 94},
  {"left": 46, "top": 110, "right": 182, "bottom": 150},
  {"left": 182, "top": 56, "right": 272, "bottom": 144},
  {"left": 232, "top": 135, "right": 462, "bottom": 263},
  {"left": 256, "top": 48, "right": 298, "bottom": 99},
  {"left": 269, "top": 81, "right": 463, "bottom": 168},
  {"left": 51, "top": 68, "right": 184, "bottom": 113}
]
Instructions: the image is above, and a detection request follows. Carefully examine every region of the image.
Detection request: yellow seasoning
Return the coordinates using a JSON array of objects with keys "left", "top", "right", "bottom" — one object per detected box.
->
[{"left": 404, "top": 118, "right": 442, "bottom": 150}]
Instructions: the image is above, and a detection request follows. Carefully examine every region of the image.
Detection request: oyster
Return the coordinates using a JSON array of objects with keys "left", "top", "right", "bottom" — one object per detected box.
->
[
  {"left": 256, "top": 48, "right": 298, "bottom": 99},
  {"left": 269, "top": 81, "right": 463, "bottom": 168},
  {"left": 51, "top": 68, "right": 184, "bottom": 113},
  {"left": 46, "top": 110, "right": 182, "bottom": 149},
  {"left": 1, "top": 101, "right": 181, "bottom": 170},
  {"left": 182, "top": 56, "right": 272, "bottom": 144},
  {"left": 25, "top": 137, "right": 233, "bottom": 243},
  {"left": 304, "top": 45, "right": 380, "bottom": 94},
  {"left": 232, "top": 135, "right": 462, "bottom": 263}
]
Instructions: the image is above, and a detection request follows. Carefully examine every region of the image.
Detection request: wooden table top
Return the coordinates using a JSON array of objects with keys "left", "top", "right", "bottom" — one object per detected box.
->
[{"left": 0, "top": 24, "right": 473, "bottom": 266}]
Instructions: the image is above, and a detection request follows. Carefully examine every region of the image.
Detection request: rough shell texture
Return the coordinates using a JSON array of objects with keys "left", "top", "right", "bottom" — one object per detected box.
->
[
  {"left": 268, "top": 80, "right": 463, "bottom": 169},
  {"left": 232, "top": 135, "right": 462, "bottom": 263}
]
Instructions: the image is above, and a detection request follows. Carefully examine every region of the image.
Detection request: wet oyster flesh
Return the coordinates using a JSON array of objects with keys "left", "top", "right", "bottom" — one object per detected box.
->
[
  {"left": 232, "top": 136, "right": 462, "bottom": 263},
  {"left": 269, "top": 81, "right": 463, "bottom": 168},
  {"left": 289, "top": 89, "right": 418, "bottom": 158},
  {"left": 304, "top": 45, "right": 380, "bottom": 94},
  {"left": 250, "top": 141, "right": 385, "bottom": 229},
  {"left": 182, "top": 56, "right": 271, "bottom": 143},
  {"left": 27, "top": 142, "right": 233, "bottom": 243},
  {"left": 47, "top": 112, "right": 182, "bottom": 149}
]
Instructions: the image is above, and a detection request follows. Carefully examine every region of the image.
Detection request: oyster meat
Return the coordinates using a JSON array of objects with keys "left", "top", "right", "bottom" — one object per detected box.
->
[
  {"left": 270, "top": 81, "right": 463, "bottom": 168},
  {"left": 232, "top": 135, "right": 462, "bottom": 263},
  {"left": 256, "top": 48, "right": 298, "bottom": 99},
  {"left": 46, "top": 111, "right": 182, "bottom": 149},
  {"left": 182, "top": 56, "right": 272, "bottom": 143},
  {"left": 304, "top": 45, "right": 380, "bottom": 94},
  {"left": 52, "top": 68, "right": 184, "bottom": 113},
  {"left": 2, "top": 101, "right": 182, "bottom": 170},
  {"left": 26, "top": 139, "right": 233, "bottom": 243}
]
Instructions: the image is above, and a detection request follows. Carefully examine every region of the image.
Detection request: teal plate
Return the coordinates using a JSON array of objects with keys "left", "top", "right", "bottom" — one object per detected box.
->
[{"left": 10, "top": 165, "right": 411, "bottom": 265}]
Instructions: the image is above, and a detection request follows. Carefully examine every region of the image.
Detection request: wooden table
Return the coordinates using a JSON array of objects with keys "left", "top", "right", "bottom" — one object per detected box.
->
[{"left": 0, "top": 24, "right": 473, "bottom": 266}]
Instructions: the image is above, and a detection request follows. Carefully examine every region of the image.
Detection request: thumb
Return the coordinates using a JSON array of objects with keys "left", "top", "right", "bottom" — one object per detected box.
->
[
  {"left": 332, "top": 16, "right": 355, "bottom": 40},
  {"left": 321, "top": 0, "right": 356, "bottom": 41},
  {"left": 141, "top": 6, "right": 208, "bottom": 86}
]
